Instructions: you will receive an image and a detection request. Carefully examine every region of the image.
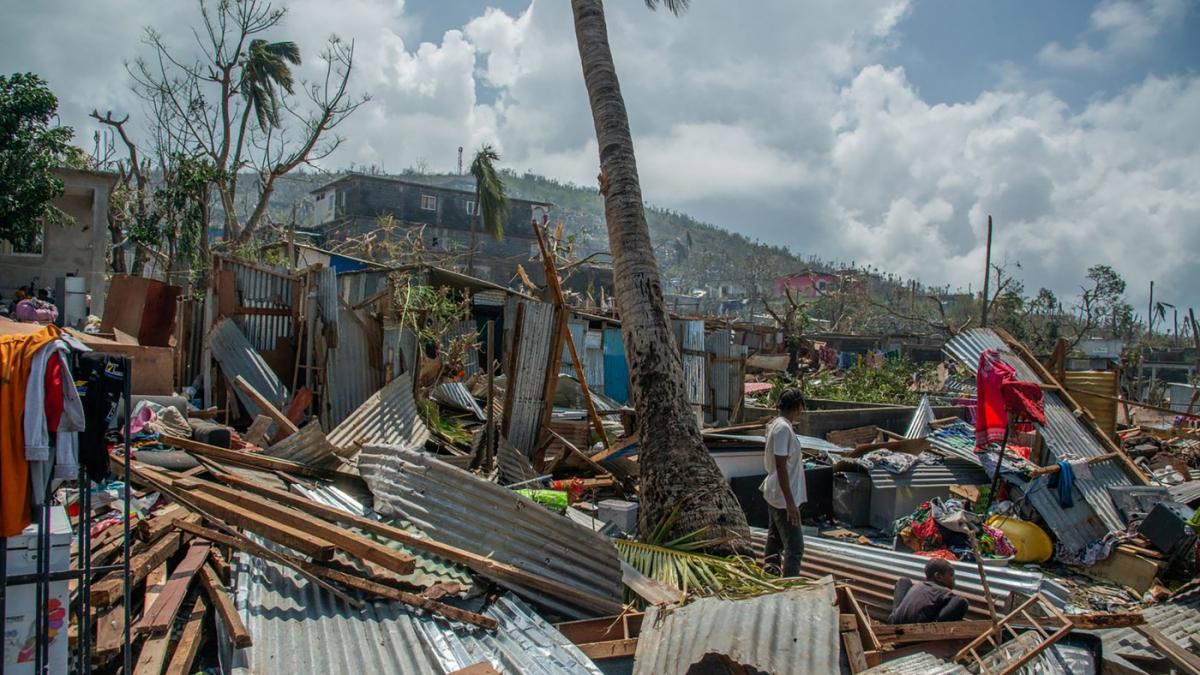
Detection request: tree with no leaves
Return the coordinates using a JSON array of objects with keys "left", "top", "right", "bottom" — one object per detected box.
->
[
  {"left": 130, "top": 0, "right": 367, "bottom": 245},
  {"left": 571, "top": 0, "right": 751, "bottom": 551}
]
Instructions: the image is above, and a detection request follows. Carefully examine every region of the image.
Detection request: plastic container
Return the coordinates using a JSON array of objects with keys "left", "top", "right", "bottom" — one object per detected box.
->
[
  {"left": 986, "top": 515, "right": 1053, "bottom": 563},
  {"left": 5, "top": 505, "right": 72, "bottom": 674}
]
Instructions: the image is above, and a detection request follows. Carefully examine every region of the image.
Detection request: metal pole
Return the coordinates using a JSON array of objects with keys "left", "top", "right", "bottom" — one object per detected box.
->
[
  {"left": 1147, "top": 280, "right": 1154, "bottom": 341},
  {"left": 121, "top": 356, "right": 133, "bottom": 674},
  {"left": 981, "top": 214, "right": 993, "bottom": 327},
  {"left": 985, "top": 419, "right": 1011, "bottom": 512},
  {"left": 485, "top": 320, "right": 496, "bottom": 471}
]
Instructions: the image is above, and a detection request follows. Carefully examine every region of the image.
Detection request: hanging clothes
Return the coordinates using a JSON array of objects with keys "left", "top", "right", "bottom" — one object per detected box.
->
[
  {"left": 999, "top": 380, "right": 1046, "bottom": 425},
  {"left": 975, "top": 349, "right": 1016, "bottom": 448},
  {"left": 0, "top": 324, "right": 62, "bottom": 536},
  {"left": 76, "top": 353, "right": 129, "bottom": 481},
  {"left": 23, "top": 341, "right": 86, "bottom": 506}
]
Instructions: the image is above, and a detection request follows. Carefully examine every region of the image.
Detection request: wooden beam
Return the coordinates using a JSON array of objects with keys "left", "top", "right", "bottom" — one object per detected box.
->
[
  {"left": 576, "top": 639, "right": 639, "bottom": 660},
  {"left": 199, "top": 563, "right": 253, "bottom": 648},
  {"left": 143, "top": 563, "right": 168, "bottom": 614},
  {"left": 92, "top": 533, "right": 183, "bottom": 607},
  {"left": 205, "top": 469, "right": 624, "bottom": 615},
  {"left": 233, "top": 374, "right": 299, "bottom": 438},
  {"left": 590, "top": 434, "right": 639, "bottom": 463},
  {"left": 182, "top": 521, "right": 497, "bottom": 629},
  {"left": 139, "top": 507, "right": 200, "bottom": 543},
  {"left": 159, "top": 433, "right": 342, "bottom": 479},
  {"left": 1134, "top": 625, "right": 1200, "bottom": 675},
  {"left": 94, "top": 604, "right": 125, "bottom": 658},
  {"left": 164, "top": 596, "right": 208, "bottom": 675},
  {"left": 842, "top": 630, "right": 869, "bottom": 673},
  {"left": 183, "top": 479, "right": 416, "bottom": 575},
  {"left": 180, "top": 490, "right": 337, "bottom": 561},
  {"left": 133, "top": 631, "right": 172, "bottom": 675},
  {"left": 135, "top": 541, "right": 211, "bottom": 636}
]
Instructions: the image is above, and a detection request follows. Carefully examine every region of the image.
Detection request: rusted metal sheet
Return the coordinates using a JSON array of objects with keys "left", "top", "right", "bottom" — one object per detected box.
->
[
  {"left": 431, "top": 382, "right": 486, "bottom": 420},
  {"left": 328, "top": 374, "right": 430, "bottom": 459},
  {"left": 325, "top": 307, "right": 383, "bottom": 429},
  {"left": 704, "top": 328, "right": 745, "bottom": 425},
  {"left": 208, "top": 317, "right": 289, "bottom": 419},
  {"left": 1063, "top": 370, "right": 1119, "bottom": 438},
  {"left": 632, "top": 578, "right": 839, "bottom": 675},
  {"left": 217, "top": 255, "right": 296, "bottom": 353},
  {"left": 356, "top": 444, "right": 624, "bottom": 619},
  {"left": 503, "top": 297, "right": 556, "bottom": 455},
  {"left": 261, "top": 421, "right": 340, "bottom": 468}
]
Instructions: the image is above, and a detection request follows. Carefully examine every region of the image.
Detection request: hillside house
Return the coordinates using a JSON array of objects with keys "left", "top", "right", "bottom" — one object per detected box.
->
[
  {"left": 310, "top": 173, "right": 553, "bottom": 285},
  {"left": 773, "top": 270, "right": 843, "bottom": 299}
]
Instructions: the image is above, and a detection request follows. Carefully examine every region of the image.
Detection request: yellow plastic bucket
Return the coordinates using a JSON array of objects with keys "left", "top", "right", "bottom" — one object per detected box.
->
[{"left": 986, "top": 515, "right": 1053, "bottom": 563}]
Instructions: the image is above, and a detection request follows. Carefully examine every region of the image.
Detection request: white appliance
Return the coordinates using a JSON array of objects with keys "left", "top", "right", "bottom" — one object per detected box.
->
[
  {"left": 54, "top": 276, "right": 88, "bottom": 329},
  {"left": 4, "top": 505, "right": 72, "bottom": 674}
]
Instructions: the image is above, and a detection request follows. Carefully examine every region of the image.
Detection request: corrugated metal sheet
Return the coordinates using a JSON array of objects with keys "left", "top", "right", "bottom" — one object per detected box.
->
[
  {"left": 338, "top": 269, "right": 391, "bottom": 306},
  {"left": 296, "top": 484, "right": 476, "bottom": 591},
  {"left": 497, "top": 435, "right": 539, "bottom": 485},
  {"left": 944, "top": 329, "right": 1133, "bottom": 559},
  {"left": 209, "top": 317, "right": 289, "bottom": 418},
  {"left": 562, "top": 319, "right": 587, "bottom": 376},
  {"left": 503, "top": 297, "right": 556, "bottom": 455},
  {"left": 356, "top": 444, "right": 624, "bottom": 618},
  {"left": 583, "top": 329, "right": 605, "bottom": 396},
  {"left": 754, "top": 529, "right": 1071, "bottom": 618},
  {"left": 381, "top": 319, "right": 419, "bottom": 380},
  {"left": 905, "top": 395, "right": 935, "bottom": 439},
  {"left": 1107, "top": 583, "right": 1200, "bottom": 661},
  {"left": 1063, "top": 371, "right": 1119, "bottom": 438},
  {"left": 261, "top": 421, "right": 341, "bottom": 467},
  {"left": 1168, "top": 480, "right": 1200, "bottom": 506},
  {"left": 408, "top": 594, "right": 603, "bottom": 674},
  {"left": 862, "top": 652, "right": 969, "bottom": 674},
  {"left": 432, "top": 382, "right": 486, "bottom": 420},
  {"left": 632, "top": 578, "right": 839, "bottom": 675},
  {"left": 225, "top": 542, "right": 441, "bottom": 675},
  {"left": 315, "top": 265, "right": 339, "bottom": 345},
  {"left": 444, "top": 319, "right": 481, "bottom": 378},
  {"left": 603, "top": 328, "right": 629, "bottom": 405},
  {"left": 219, "top": 256, "right": 296, "bottom": 352},
  {"left": 325, "top": 307, "right": 384, "bottom": 428},
  {"left": 867, "top": 458, "right": 989, "bottom": 489},
  {"left": 674, "top": 320, "right": 706, "bottom": 424},
  {"left": 328, "top": 374, "right": 430, "bottom": 459}
]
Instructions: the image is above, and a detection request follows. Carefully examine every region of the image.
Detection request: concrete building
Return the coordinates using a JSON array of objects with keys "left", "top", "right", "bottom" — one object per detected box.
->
[
  {"left": 0, "top": 167, "right": 117, "bottom": 318},
  {"left": 310, "top": 173, "right": 553, "bottom": 285}
]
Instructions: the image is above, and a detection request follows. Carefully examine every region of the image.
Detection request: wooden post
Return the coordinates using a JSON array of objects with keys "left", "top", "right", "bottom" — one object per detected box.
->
[
  {"left": 530, "top": 218, "right": 606, "bottom": 444},
  {"left": 981, "top": 214, "right": 993, "bottom": 327}
]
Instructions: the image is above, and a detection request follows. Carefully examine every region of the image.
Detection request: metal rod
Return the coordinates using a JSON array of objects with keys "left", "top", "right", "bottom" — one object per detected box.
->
[
  {"left": 121, "top": 356, "right": 132, "bottom": 674},
  {"left": 981, "top": 214, "right": 993, "bottom": 327},
  {"left": 985, "top": 420, "right": 1012, "bottom": 512}
]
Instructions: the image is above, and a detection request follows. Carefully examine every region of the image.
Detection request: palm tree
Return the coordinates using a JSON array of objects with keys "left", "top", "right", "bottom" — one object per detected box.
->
[
  {"left": 468, "top": 145, "right": 509, "bottom": 274},
  {"left": 240, "top": 39, "right": 301, "bottom": 132},
  {"left": 571, "top": 0, "right": 750, "bottom": 551}
]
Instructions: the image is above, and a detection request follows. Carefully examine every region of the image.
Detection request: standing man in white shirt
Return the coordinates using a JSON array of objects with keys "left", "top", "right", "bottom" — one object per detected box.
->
[{"left": 761, "top": 388, "right": 808, "bottom": 576}]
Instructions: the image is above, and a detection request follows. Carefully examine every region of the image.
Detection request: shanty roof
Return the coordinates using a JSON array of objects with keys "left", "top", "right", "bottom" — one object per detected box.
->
[
  {"left": 1107, "top": 583, "right": 1200, "bottom": 662},
  {"left": 866, "top": 457, "right": 990, "bottom": 489},
  {"left": 631, "top": 577, "right": 839, "bottom": 675},
  {"left": 356, "top": 444, "right": 625, "bottom": 619},
  {"left": 308, "top": 172, "right": 553, "bottom": 207},
  {"left": 944, "top": 328, "right": 1136, "bottom": 559}
]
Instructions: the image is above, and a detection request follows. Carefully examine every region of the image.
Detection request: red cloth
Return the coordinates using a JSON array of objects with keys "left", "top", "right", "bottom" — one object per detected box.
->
[
  {"left": 914, "top": 549, "right": 959, "bottom": 561},
  {"left": 976, "top": 349, "right": 1016, "bottom": 447},
  {"left": 1000, "top": 380, "right": 1045, "bottom": 425},
  {"left": 44, "top": 353, "right": 65, "bottom": 432}
]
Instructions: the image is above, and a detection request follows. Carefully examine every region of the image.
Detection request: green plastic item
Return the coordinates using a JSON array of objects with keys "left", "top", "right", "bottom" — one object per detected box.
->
[{"left": 517, "top": 489, "right": 569, "bottom": 512}]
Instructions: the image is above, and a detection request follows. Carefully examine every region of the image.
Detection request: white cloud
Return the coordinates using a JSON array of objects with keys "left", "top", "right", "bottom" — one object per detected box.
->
[
  {"left": 1038, "top": 0, "right": 1193, "bottom": 69},
  {"left": 1, "top": 0, "right": 1196, "bottom": 309}
]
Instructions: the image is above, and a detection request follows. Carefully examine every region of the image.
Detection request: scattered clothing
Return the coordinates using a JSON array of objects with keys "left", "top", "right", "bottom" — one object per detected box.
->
[
  {"left": 0, "top": 325, "right": 61, "bottom": 536},
  {"left": 889, "top": 579, "right": 969, "bottom": 624},
  {"left": 1051, "top": 460, "right": 1075, "bottom": 508},
  {"left": 76, "top": 353, "right": 129, "bottom": 482}
]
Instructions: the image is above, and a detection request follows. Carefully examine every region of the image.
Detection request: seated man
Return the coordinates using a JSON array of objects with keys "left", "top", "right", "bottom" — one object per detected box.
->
[{"left": 888, "top": 559, "right": 969, "bottom": 624}]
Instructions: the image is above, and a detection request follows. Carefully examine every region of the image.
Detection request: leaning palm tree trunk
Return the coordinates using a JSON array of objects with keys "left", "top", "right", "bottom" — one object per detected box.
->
[{"left": 570, "top": 0, "right": 750, "bottom": 550}]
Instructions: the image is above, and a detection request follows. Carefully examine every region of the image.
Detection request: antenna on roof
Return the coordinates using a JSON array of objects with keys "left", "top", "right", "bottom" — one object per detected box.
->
[{"left": 457, "top": 146, "right": 463, "bottom": 175}]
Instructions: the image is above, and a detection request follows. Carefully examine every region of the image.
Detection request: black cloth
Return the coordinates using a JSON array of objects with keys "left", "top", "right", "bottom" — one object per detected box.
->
[
  {"left": 764, "top": 505, "right": 804, "bottom": 577},
  {"left": 75, "top": 353, "right": 128, "bottom": 482},
  {"left": 889, "top": 580, "right": 968, "bottom": 624}
]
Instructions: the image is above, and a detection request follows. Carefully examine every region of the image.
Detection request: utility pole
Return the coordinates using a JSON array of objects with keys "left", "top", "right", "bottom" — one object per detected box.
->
[
  {"left": 1147, "top": 280, "right": 1154, "bottom": 341},
  {"left": 981, "top": 215, "right": 993, "bottom": 327}
]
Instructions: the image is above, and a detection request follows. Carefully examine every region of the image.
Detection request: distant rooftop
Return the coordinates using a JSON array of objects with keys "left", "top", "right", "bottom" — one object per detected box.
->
[{"left": 310, "top": 172, "right": 553, "bottom": 206}]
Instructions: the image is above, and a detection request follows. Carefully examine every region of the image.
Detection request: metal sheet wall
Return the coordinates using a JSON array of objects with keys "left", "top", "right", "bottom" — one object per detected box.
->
[
  {"left": 220, "top": 256, "right": 296, "bottom": 353},
  {"left": 705, "top": 328, "right": 744, "bottom": 425},
  {"left": 325, "top": 307, "right": 384, "bottom": 429},
  {"left": 503, "top": 297, "right": 556, "bottom": 455},
  {"left": 584, "top": 329, "right": 605, "bottom": 396},
  {"left": 208, "top": 317, "right": 290, "bottom": 418},
  {"left": 602, "top": 328, "right": 629, "bottom": 405},
  {"left": 674, "top": 320, "right": 707, "bottom": 424}
]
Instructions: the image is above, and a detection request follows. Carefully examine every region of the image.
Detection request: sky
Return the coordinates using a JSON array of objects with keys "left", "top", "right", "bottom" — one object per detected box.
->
[{"left": 2, "top": 0, "right": 1198, "bottom": 315}]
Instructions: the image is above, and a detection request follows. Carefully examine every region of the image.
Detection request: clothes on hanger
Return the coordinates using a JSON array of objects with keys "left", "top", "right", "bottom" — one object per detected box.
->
[{"left": 0, "top": 324, "right": 62, "bottom": 536}]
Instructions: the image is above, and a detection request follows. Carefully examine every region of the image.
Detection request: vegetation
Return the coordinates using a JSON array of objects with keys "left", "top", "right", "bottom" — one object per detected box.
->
[
  {"left": 469, "top": 145, "right": 509, "bottom": 242},
  {"left": 0, "top": 73, "right": 74, "bottom": 250},
  {"left": 802, "top": 357, "right": 933, "bottom": 406}
]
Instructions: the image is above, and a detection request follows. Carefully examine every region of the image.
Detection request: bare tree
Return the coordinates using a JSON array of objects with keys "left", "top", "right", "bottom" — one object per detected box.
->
[{"left": 129, "top": 0, "right": 367, "bottom": 244}]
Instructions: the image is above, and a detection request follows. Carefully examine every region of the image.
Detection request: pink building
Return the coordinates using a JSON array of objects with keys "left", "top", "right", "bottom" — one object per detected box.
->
[{"left": 772, "top": 270, "right": 843, "bottom": 298}]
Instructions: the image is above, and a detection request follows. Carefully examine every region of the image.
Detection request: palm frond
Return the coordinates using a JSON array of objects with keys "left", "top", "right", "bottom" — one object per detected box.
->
[
  {"left": 470, "top": 145, "right": 509, "bottom": 241},
  {"left": 644, "top": 0, "right": 690, "bottom": 16},
  {"left": 615, "top": 538, "right": 805, "bottom": 605}
]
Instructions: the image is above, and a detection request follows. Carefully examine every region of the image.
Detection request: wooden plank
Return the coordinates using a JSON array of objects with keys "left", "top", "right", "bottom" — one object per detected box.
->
[
  {"left": 164, "top": 596, "right": 208, "bottom": 675},
  {"left": 182, "top": 521, "right": 498, "bottom": 629},
  {"left": 159, "top": 433, "right": 341, "bottom": 479},
  {"left": 233, "top": 374, "right": 299, "bottom": 438},
  {"left": 577, "top": 639, "right": 639, "bottom": 660},
  {"left": 133, "top": 631, "right": 172, "bottom": 675},
  {"left": 199, "top": 563, "right": 252, "bottom": 648},
  {"left": 135, "top": 542, "right": 212, "bottom": 636},
  {"left": 842, "top": 630, "right": 869, "bottom": 673},
  {"left": 206, "top": 469, "right": 624, "bottom": 615},
  {"left": 95, "top": 604, "right": 125, "bottom": 658},
  {"left": 873, "top": 620, "right": 1001, "bottom": 645},
  {"left": 184, "top": 479, "right": 416, "bottom": 575},
  {"left": 92, "top": 533, "right": 183, "bottom": 607},
  {"left": 449, "top": 664, "right": 503, "bottom": 675},
  {"left": 181, "top": 490, "right": 336, "bottom": 561},
  {"left": 139, "top": 507, "right": 200, "bottom": 542},
  {"left": 143, "top": 563, "right": 168, "bottom": 613},
  {"left": 590, "top": 434, "right": 639, "bottom": 463},
  {"left": 1134, "top": 625, "right": 1200, "bottom": 675},
  {"left": 242, "top": 414, "right": 275, "bottom": 446},
  {"left": 209, "top": 547, "right": 232, "bottom": 584},
  {"left": 840, "top": 613, "right": 858, "bottom": 631}
]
